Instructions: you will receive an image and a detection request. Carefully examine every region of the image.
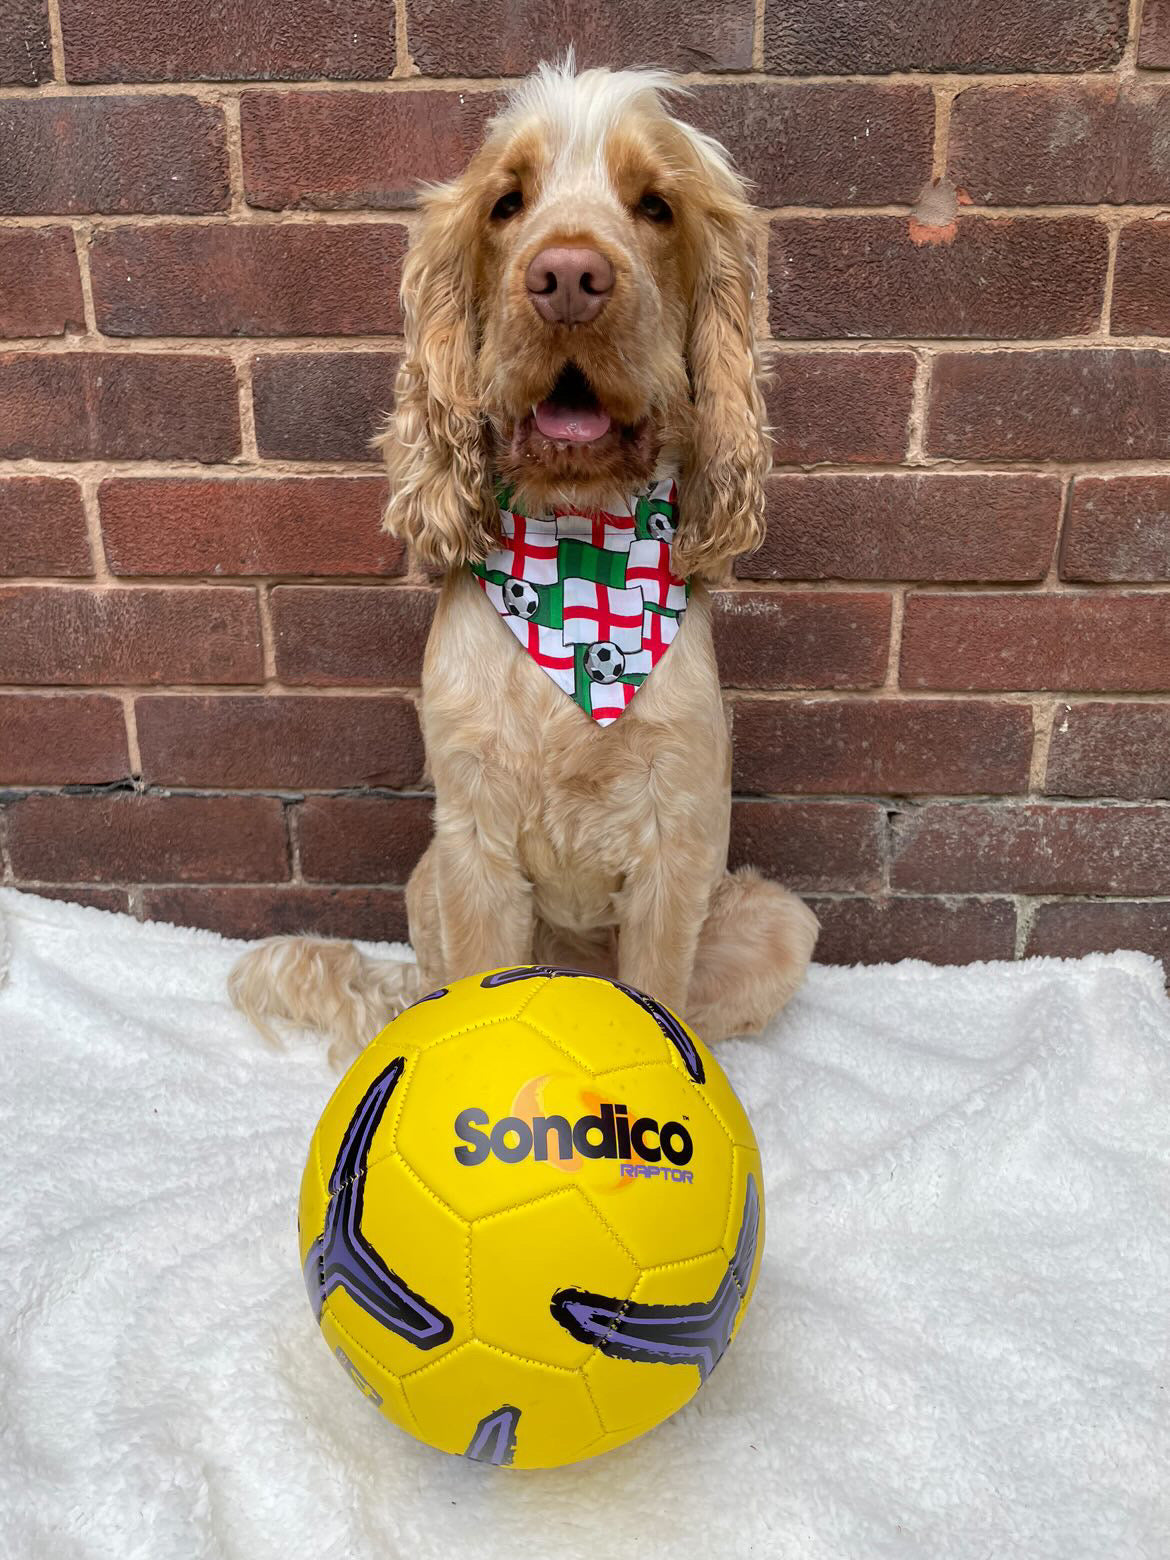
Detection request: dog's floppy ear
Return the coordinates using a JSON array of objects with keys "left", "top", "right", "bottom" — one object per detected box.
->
[
  {"left": 673, "top": 141, "right": 768, "bottom": 585},
  {"left": 379, "top": 181, "right": 496, "bottom": 571}
]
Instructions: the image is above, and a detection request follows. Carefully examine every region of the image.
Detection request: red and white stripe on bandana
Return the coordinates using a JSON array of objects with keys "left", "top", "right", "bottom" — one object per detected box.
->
[{"left": 469, "top": 479, "right": 688, "bottom": 726}]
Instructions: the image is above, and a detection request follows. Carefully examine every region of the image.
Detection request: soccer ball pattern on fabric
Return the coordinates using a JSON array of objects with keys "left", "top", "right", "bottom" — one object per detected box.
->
[
  {"left": 298, "top": 966, "right": 764, "bottom": 1471},
  {"left": 469, "top": 479, "right": 690, "bottom": 725}
]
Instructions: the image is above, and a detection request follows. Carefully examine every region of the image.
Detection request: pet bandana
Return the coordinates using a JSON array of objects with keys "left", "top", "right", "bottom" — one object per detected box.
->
[{"left": 470, "top": 479, "right": 689, "bottom": 725}]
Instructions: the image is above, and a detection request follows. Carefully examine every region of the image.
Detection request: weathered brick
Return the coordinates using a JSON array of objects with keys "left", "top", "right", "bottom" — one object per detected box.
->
[
  {"left": 140, "top": 884, "right": 407, "bottom": 942},
  {"left": 743, "top": 474, "right": 1060, "bottom": 582},
  {"left": 408, "top": 0, "right": 753, "bottom": 75},
  {"left": 892, "top": 802, "right": 1170, "bottom": 894},
  {"left": 713, "top": 591, "right": 890, "bottom": 690},
  {"left": 14, "top": 885, "right": 132, "bottom": 913},
  {"left": 0, "top": 586, "right": 262, "bottom": 685},
  {"left": 764, "top": 0, "right": 1127, "bottom": 73},
  {"left": 949, "top": 82, "right": 1170, "bottom": 205},
  {"left": 763, "top": 352, "right": 915, "bottom": 465},
  {"left": 271, "top": 587, "right": 436, "bottom": 686},
  {"left": 252, "top": 351, "right": 397, "bottom": 462},
  {"left": 1111, "top": 222, "right": 1170, "bottom": 336},
  {"left": 770, "top": 216, "right": 1107, "bottom": 340},
  {"left": 0, "top": 694, "right": 129, "bottom": 784},
  {"left": 0, "top": 352, "right": 240, "bottom": 462},
  {"left": 99, "top": 478, "right": 400, "bottom": 577},
  {"left": 296, "top": 794, "right": 433, "bottom": 882},
  {"left": 0, "top": 0, "right": 51, "bottom": 84},
  {"left": 1138, "top": 0, "right": 1170, "bottom": 67},
  {"left": 5, "top": 792, "right": 288, "bottom": 883},
  {"left": 1045, "top": 703, "right": 1170, "bottom": 800},
  {"left": 926, "top": 351, "right": 1170, "bottom": 461},
  {"left": 0, "top": 230, "right": 84, "bottom": 338},
  {"left": 807, "top": 896, "right": 1017, "bottom": 966},
  {"left": 731, "top": 697, "right": 1033, "bottom": 796},
  {"left": 0, "top": 96, "right": 229, "bottom": 215},
  {"left": 59, "top": 0, "right": 394, "bottom": 83},
  {"left": 242, "top": 90, "right": 496, "bottom": 210},
  {"left": 0, "top": 479, "right": 90, "bottom": 576},
  {"left": 901, "top": 593, "right": 1170, "bottom": 692},
  {"left": 1061, "top": 477, "right": 1170, "bottom": 583},
  {"left": 135, "top": 694, "right": 424, "bottom": 789},
  {"left": 90, "top": 224, "right": 406, "bottom": 338},
  {"left": 728, "top": 799, "right": 885, "bottom": 892},
  {"left": 684, "top": 84, "right": 933, "bottom": 206},
  {"left": 1025, "top": 902, "right": 1170, "bottom": 966}
]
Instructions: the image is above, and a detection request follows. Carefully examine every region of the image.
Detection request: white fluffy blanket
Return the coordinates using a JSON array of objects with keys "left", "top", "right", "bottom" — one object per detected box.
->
[{"left": 1, "top": 888, "right": 1167, "bottom": 1560}]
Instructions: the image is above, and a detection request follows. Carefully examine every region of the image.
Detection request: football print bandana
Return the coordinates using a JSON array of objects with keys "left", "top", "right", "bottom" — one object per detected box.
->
[{"left": 470, "top": 479, "right": 689, "bottom": 725}]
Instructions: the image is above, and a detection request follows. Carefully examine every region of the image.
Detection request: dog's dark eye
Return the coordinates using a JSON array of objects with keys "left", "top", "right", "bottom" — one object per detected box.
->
[
  {"left": 491, "top": 189, "right": 524, "bottom": 221},
  {"left": 637, "top": 192, "right": 672, "bottom": 224}
]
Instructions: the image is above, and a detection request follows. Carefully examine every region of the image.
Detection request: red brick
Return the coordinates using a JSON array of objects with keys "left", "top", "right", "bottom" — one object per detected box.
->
[
  {"left": 808, "top": 896, "right": 1017, "bottom": 965},
  {"left": 763, "top": 353, "right": 915, "bottom": 465},
  {"left": 99, "top": 478, "right": 400, "bottom": 578},
  {"left": 0, "top": 694, "right": 129, "bottom": 784},
  {"left": 242, "top": 91, "right": 496, "bottom": 211},
  {"left": 0, "top": 0, "right": 51, "bottom": 84},
  {"left": 1061, "top": 477, "right": 1170, "bottom": 583},
  {"left": 297, "top": 795, "right": 433, "bottom": 882},
  {"left": 15, "top": 885, "right": 132, "bottom": 913},
  {"left": 271, "top": 587, "right": 436, "bottom": 686},
  {"left": 743, "top": 474, "right": 1060, "bottom": 583},
  {"left": 925, "top": 351, "right": 1170, "bottom": 462},
  {"left": 0, "top": 586, "right": 262, "bottom": 685},
  {"left": 1025, "top": 902, "right": 1170, "bottom": 966},
  {"left": 0, "top": 352, "right": 240, "bottom": 462},
  {"left": 0, "top": 230, "right": 83, "bottom": 338},
  {"left": 901, "top": 593, "right": 1170, "bottom": 693},
  {"left": 1111, "top": 222, "right": 1170, "bottom": 336},
  {"left": 892, "top": 802, "right": 1170, "bottom": 894},
  {"left": 764, "top": 0, "right": 1127, "bottom": 73},
  {"left": 728, "top": 800, "right": 885, "bottom": 892},
  {"left": 1045, "top": 703, "right": 1170, "bottom": 800},
  {"left": 59, "top": 0, "right": 394, "bottom": 83},
  {"left": 140, "top": 884, "right": 407, "bottom": 942},
  {"left": 0, "top": 479, "right": 90, "bottom": 577},
  {"left": 5, "top": 792, "right": 288, "bottom": 883},
  {"left": 684, "top": 84, "right": 933, "bottom": 206},
  {"left": 713, "top": 590, "right": 889, "bottom": 690},
  {"left": 252, "top": 351, "right": 398, "bottom": 462},
  {"left": 1139, "top": 0, "right": 1170, "bottom": 67},
  {"left": 0, "top": 96, "right": 228, "bottom": 215},
  {"left": 408, "top": 0, "right": 753, "bottom": 74},
  {"left": 949, "top": 82, "right": 1170, "bottom": 206},
  {"left": 135, "top": 694, "right": 424, "bottom": 789},
  {"left": 89, "top": 224, "right": 406, "bottom": 338},
  {"left": 731, "top": 697, "right": 1033, "bottom": 796},
  {"left": 770, "top": 216, "right": 1107, "bottom": 340}
]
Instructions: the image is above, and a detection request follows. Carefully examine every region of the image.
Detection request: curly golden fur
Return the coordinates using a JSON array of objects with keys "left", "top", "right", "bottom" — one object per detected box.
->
[{"left": 230, "top": 61, "right": 817, "bottom": 1062}]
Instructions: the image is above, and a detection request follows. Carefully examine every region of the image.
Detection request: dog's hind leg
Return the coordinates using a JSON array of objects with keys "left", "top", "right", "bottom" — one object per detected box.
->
[{"left": 684, "top": 867, "right": 819, "bottom": 1046}]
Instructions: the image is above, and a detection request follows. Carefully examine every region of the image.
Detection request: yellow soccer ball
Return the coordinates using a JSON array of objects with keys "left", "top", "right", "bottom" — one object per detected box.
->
[{"left": 298, "top": 965, "right": 764, "bottom": 1470}]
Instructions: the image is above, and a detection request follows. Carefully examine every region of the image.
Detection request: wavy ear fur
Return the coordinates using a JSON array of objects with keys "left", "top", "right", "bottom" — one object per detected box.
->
[
  {"left": 673, "top": 145, "right": 769, "bottom": 585},
  {"left": 379, "top": 182, "right": 496, "bottom": 571}
]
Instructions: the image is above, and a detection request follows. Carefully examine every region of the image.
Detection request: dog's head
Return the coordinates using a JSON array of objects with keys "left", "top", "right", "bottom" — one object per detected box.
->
[{"left": 381, "top": 60, "right": 767, "bottom": 582}]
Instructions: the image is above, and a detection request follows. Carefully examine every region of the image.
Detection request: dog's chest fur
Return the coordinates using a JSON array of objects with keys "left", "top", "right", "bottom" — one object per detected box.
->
[{"left": 419, "top": 570, "right": 731, "bottom": 933}]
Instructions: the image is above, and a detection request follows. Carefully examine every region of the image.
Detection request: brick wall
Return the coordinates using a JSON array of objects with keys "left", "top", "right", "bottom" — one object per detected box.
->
[{"left": 2, "top": 0, "right": 1170, "bottom": 969}]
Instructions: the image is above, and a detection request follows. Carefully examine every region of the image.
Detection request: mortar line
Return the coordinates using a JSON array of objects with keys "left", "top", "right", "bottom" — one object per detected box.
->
[
  {"left": 77, "top": 475, "right": 112, "bottom": 581},
  {"left": 904, "top": 349, "right": 933, "bottom": 462},
  {"left": 121, "top": 694, "right": 144, "bottom": 779},
  {"left": 930, "top": 86, "right": 958, "bottom": 181},
  {"left": 752, "top": 0, "right": 766, "bottom": 71},
  {"left": 44, "top": 0, "right": 65, "bottom": 80},
  {"left": 881, "top": 589, "right": 905, "bottom": 690},
  {"left": 1100, "top": 216, "right": 1122, "bottom": 335},
  {"left": 1028, "top": 697, "right": 1060, "bottom": 793},
  {"left": 393, "top": 0, "right": 414, "bottom": 77},
  {"left": 221, "top": 92, "right": 247, "bottom": 213}
]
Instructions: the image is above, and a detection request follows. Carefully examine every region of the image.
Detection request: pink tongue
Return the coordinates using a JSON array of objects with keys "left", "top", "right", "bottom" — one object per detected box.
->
[{"left": 533, "top": 398, "right": 612, "bottom": 443}]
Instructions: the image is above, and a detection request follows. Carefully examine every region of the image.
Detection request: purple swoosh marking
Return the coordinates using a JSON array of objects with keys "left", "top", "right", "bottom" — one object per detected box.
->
[
  {"left": 305, "top": 1056, "right": 453, "bottom": 1350},
  {"left": 464, "top": 1404, "right": 520, "bottom": 1466},
  {"left": 550, "top": 1174, "right": 759, "bottom": 1381}
]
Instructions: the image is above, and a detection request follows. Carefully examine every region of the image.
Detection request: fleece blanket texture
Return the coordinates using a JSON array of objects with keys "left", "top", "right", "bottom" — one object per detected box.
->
[{"left": 0, "top": 888, "right": 1167, "bottom": 1560}]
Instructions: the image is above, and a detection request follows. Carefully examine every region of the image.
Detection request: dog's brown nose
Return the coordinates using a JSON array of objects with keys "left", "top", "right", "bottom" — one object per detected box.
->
[{"left": 525, "top": 246, "right": 614, "bottom": 325}]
